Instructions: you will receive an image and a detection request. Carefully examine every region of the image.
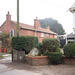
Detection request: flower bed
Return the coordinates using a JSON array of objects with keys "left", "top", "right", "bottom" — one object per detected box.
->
[
  {"left": 62, "top": 56, "right": 75, "bottom": 65},
  {"left": 25, "top": 56, "right": 49, "bottom": 66}
]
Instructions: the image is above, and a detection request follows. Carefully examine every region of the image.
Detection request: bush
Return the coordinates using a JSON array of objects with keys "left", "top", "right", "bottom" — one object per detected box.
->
[
  {"left": 48, "top": 52, "right": 62, "bottom": 64},
  {"left": 63, "top": 43, "right": 75, "bottom": 57},
  {"left": 35, "top": 42, "right": 44, "bottom": 55},
  {"left": 68, "top": 41, "right": 75, "bottom": 43},
  {"left": 42, "top": 38, "right": 60, "bottom": 52},
  {"left": 11, "top": 36, "right": 38, "bottom": 54},
  {"left": 0, "top": 33, "right": 11, "bottom": 52}
]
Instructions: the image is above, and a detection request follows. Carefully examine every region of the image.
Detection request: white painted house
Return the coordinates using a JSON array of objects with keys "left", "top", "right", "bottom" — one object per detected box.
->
[{"left": 69, "top": 3, "right": 75, "bottom": 34}]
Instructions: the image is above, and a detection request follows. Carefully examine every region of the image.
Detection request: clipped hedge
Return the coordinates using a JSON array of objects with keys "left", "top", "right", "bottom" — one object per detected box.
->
[
  {"left": 42, "top": 38, "right": 60, "bottom": 52},
  {"left": 11, "top": 36, "right": 38, "bottom": 54},
  {"left": 63, "top": 43, "right": 75, "bottom": 57},
  {"left": 48, "top": 52, "right": 62, "bottom": 64}
]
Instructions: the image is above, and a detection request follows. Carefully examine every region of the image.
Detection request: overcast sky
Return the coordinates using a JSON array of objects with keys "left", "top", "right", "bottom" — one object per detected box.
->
[{"left": 0, "top": 0, "right": 75, "bottom": 34}]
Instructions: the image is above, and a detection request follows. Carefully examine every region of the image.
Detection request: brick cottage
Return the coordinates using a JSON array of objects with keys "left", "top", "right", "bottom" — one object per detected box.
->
[{"left": 0, "top": 12, "right": 57, "bottom": 42}]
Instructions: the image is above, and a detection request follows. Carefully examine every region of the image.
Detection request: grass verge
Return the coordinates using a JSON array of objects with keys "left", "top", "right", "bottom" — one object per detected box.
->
[{"left": 0, "top": 55, "right": 4, "bottom": 59}]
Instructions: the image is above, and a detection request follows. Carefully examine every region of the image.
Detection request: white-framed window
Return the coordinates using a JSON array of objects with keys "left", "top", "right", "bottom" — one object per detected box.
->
[
  {"left": 41, "top": 33, "right": 44, "bottom": 37},
  {"left": 10, "top": 29, "right": 14, "bottom": 37},
  {"left": 46, "top": 34, "right": 49, "bottom": 36},
  {"left": 0, "top": 31, "right": 2, "bottom": 34}
]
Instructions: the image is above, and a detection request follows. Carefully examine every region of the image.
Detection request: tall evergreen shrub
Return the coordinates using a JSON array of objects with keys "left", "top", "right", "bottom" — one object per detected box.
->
[
  {"left": 11, "top": 36, "right": 38, "bottom": 54},
  {"left": 42, "top": 38, "right": 60, "bottom": 52}
]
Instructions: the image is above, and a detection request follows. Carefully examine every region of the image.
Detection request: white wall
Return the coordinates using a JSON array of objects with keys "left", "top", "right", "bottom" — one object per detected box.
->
[{"left": 73, "top": 12, "right": 75, "bottom": 28}]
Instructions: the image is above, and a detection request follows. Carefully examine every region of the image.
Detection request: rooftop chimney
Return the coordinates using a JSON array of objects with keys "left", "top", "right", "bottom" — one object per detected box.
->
[
  {"left": 46, "top": 26, "right": 50, "bottom": 30},
  {"left": 34, "top": 17, "right": 40, "bottom": 30},
  {"left": 6, "top": 11, "right": 11, "bottom": 21}
]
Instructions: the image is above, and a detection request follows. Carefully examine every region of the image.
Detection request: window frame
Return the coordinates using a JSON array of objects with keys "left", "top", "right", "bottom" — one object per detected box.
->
[
  {"left": 10, "top": 29, "right": 14, "bottom": 37},
  {"left": 41, "top": 33, "right": 44, "bottom": 37}
]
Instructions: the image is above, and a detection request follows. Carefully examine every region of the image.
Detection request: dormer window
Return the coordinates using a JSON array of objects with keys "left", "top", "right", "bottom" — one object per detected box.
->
[{"left": 10, "top": 29, "right": 14, "bottom": 37}]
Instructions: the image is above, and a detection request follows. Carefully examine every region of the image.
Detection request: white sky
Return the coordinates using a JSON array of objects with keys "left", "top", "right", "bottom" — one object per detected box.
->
[{"left": 0, "top": 0, "right": 75, "bottom": 34}]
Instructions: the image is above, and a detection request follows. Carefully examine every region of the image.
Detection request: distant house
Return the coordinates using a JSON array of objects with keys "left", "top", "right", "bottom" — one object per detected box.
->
[
  {"left": 67, "top": 33, "right": 75, "bottom": 42},
  {"left": 0, "top": 12, "right": 57, "bottom": 42}
]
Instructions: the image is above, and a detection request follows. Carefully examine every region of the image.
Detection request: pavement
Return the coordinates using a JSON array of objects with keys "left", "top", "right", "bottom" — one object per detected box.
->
[
  {"left": 0, "top": 54, "right": 42, "bottom": 75},
  {"left": 0, "top": 53, "right": 75, "bottom": 75}
]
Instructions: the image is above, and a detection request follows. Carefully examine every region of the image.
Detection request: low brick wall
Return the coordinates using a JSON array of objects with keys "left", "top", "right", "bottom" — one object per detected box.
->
[
  {"left": 26, "top": 56, "right": 49, "bottom": 66},
  {"left": 63, "top": 57, "right": 75, "bottom": 65}
]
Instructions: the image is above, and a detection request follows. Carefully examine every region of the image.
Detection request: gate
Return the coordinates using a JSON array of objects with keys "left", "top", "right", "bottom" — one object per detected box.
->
[{"left": 60, "top": 39, "right": 66, "bottom": 48}]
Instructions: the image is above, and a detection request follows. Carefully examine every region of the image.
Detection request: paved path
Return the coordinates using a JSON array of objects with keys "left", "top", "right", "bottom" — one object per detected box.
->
[{"left": 0, "top": 54, "right": 42, "bottom": 75}]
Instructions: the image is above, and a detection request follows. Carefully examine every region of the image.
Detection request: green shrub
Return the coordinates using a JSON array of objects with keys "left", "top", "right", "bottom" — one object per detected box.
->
[
  {"left": 48, "top": 52, "right": 62, "bottom": 64},
  {"left": 42, "top": 38, "right": 60, "bottom": 52},
  {"left": 63, "top": 43, "right": 75, "bottom": 57},
  {"left": 11, "top": 36, "right": 38, "bottom": 54},
  {"left": 35, "top": 42, "right": 44, "bottom": 55},
  {"left": 68, "top": 41, "right": 75, "bottom": 43}
]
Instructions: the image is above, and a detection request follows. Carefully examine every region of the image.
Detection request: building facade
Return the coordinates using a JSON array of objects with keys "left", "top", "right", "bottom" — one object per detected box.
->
[{"left": 0, "top": 12, "right": 57, "bottom": 42}]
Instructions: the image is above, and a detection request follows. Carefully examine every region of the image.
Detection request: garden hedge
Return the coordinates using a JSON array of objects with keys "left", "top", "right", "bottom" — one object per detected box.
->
[
  {"left": 48, "top": 52, "right": 62, "bottom": 64},
  {"left": 63, "top": 43, "right": 75, "bottom": 57},
  {"left": 42, "top": 38, "right": 60, "bottom": 52},
  {"left": 11, "top": 36, "right": 38, "bottom": 54}
]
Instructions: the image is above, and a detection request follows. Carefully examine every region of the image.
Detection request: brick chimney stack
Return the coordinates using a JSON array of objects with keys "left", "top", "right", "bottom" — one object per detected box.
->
[
  {"left": 46, "top": 26, "right": 50, "bottom": 30},
  {"left": 6, "top": 11, "right": 11, "bottom": 21},
  {"left": 34, "top": 17, "right": 40, "bottom": 30}
]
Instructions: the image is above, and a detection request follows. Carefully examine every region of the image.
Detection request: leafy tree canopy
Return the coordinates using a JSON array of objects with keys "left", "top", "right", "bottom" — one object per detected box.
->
[{"left": 39, "top": 18, "right": 65, "bottom": 35}]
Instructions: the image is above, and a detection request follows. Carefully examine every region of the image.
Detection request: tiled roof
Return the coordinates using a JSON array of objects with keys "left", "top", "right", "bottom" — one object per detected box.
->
[{"left": 12, "top": 21, "right": 57, "bottom": 35}]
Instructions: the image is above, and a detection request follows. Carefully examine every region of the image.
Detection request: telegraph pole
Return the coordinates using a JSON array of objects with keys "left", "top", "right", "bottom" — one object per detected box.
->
[{"left": 17, "top": 0, "right": 19, "bottom": 37}]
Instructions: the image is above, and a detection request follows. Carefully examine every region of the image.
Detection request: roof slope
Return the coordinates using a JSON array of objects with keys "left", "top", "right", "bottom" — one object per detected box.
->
[{"left": 12, "top": 21, "right": 57, "bottom": 35}]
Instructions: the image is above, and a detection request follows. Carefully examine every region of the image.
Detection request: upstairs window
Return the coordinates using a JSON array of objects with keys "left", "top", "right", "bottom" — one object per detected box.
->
[
  {"left": 10, "top": 29, "right": 14, "bottom": 37},
  {"left": 41, "top": 33, "right": 44, "bottom": 37},
  {"left": 46, "top": 34, "right": 49, "bottom": 36},
  {"left": 0, "top": 31, "right": 2, "bottom": 34}
]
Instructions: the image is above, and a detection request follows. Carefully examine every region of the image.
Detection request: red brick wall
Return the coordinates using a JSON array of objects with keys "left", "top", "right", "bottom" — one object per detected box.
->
[
  {"left": 19, "top": 29, "right": 34, "bottom": 36},
  {"left": 50, "top": 34, "right": 54, "bottom": 38},
  {"left": 26, "top": 56, "right": 49, "bottom": 66},
  {"left": 0, "top": 21, "right": 17, "bottom": 36},
  {"left": 63, "top": 57, "right": 75, "bottom": 65}
]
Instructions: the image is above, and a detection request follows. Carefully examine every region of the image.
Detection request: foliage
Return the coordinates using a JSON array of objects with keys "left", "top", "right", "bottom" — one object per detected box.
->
[
  {"left": 11, "top": 36, "right": 38, "bottom": 54},
  {"left": 0, "top": 33, "right": 11, "bottom": 52},
  {"left": 0, "top": 33, "right": 10, "bottom": 40},
  {"left": 68, "top": 41, "right": 75, "bottom": 43},
  {"left": 48, "top": 52, "right": 62, "bottom": 64},
  {"left": 39, "top": 18, "right": 65, "bottom": 35},
  {"left": 42, "top": 38, "right": 60, "bottom": 52},
  {"left": 7, "top": 51, "right": 12, "bottom": 54},
  {"left": 7, "top": 38, "right": 12, "bottom": 52},
  {"left": 63, "top": 43, "right": 75, "bottom": 57},
  {"left": 0, "top": 55, "right": 4, "bottom": 58},
  {"left": 35, "top": 42, "right": 44, "bottom": 55}
]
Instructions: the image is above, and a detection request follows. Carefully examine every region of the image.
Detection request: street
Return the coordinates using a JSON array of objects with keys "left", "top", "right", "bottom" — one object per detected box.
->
[
  {"left": 0, "top": 54, "right": 75, "bottom": 75},
  {"left": 0, "top": 54, "right": 42, "bottom": 75}
]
